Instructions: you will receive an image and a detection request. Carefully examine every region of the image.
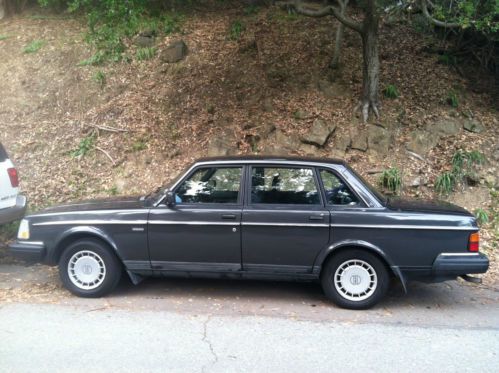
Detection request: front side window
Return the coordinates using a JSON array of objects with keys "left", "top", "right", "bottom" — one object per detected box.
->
[
  {"left": 251, "top": 167, "right": 320, "bottom": 205},
  {"left": 175, "top": 167, "right": 242, "bottom": 204},
  {"left": 320, "top": 169, "right": 360, "bottom": 206}
]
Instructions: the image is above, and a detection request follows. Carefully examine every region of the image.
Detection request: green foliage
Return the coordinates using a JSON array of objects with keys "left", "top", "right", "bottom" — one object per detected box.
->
[
  {"left": 163, "top": 13, "right": 184, "bottom": 35},
  {"left": 108, "top": 185, "right": 118, "bottom": 196},
  {"left": 383, "top": 84, "right": 399, "bottom": 99},
  {"left": 0, "top": 35, "right": 10, "bottom": 41},
  {"left": 132, "top": 140, "right": 147, "bottom": 152},
  {"left": 23, "top": 40, "right": 45, "bottom": 54},
  {"left": 78, "top": 51, "right": 105, "bottom": 66},
  {"left": 136, "top": 47, "right": 156, "bottom": 61},
  {"left": 229, "top": 20, "right": 245, "bottom": 40},
  {"left": 244, "top": 5, "right": 260, "bottom": 16},
  {"left": 0, "top": 221, "right": 20, "bottom": 241},
  {"left": 447, "top": 90, "right": 459, "bottom": 108},
  {"left": 435, "top": 149, "right": 486, "bottom": 194},
  {"left": 474, "top": 208, "right": 489, "bottom": 225},
  {"left": 379, "top": 168, "right": 402, "bottom": 193},
  {"left": 71, "top": 135, "right": 95, "bottom": 158},
  {"left": 93, "top": 70, "right": 106, "bottom": 86},
  {"left": 435, "top": 172, "right": 455, "bottom": 195}
]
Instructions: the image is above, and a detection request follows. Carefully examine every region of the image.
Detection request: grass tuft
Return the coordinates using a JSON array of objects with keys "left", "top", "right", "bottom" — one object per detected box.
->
[{"left": 23, "top": 40, "right": 45, "bottom": 54}]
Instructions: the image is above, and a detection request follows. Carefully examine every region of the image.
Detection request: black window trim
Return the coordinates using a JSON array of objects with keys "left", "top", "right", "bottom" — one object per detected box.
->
[
  {"left": 245, "top": 164, "right": 325, "bottom": 208},
  {"left": 164, "top": 164, "right": 246, "bottom": 208},
  {"left": 317, "top": 167, "right": 367, "bottom": 208}
]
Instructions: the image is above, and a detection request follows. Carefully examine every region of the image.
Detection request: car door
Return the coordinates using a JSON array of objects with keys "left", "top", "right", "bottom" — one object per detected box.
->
[
  {"left": 241, "top": 164, "right": 330, "bottom": 274},
  {"left": 148, "top": 165, "right": 245, "bottom": 273}
]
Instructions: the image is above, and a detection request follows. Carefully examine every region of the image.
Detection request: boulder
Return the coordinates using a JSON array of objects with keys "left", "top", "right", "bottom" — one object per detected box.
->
[
  {"left": 463, "top": 119, "right": 485, "bottom": 133},
  {"left": 350, "top": 130, "right": 368, "bottom": 152},
  {"left": 160, "top": 40, "right": 187, "bottom": 63},
  {"left": 367, "top": 125, "right": 392, "bottom": 156},
  {"left": 331, "top": 130, "right": 351, "bottom": 154},
  {"left": 300, "top": 119, "right": 335, "bottom": 147},
  {"left": 207, "top": 136, "right": 235, "bottom": 156},
  {"left": 406, "top": 129, "right": 439, "bottom": 155},
  {"left": 430, "top": 119, "right": 461, "bottom": 137}
]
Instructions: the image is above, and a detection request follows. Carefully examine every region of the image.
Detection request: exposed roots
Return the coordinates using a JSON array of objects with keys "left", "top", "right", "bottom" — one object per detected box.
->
[{"left": 354, "top": 99, "right": 380, "bottom": 123}]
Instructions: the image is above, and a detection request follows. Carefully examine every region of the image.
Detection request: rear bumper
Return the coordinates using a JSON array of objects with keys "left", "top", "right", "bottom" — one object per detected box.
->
[
  {"left": 8, "top": 241, "right": 46, "bottom": 262},
  {"left": 0, "top": 195, "right": 27, "bottom": 225},
  {"left": 432, "top": 253, "right": 489, "bottom": 276}
]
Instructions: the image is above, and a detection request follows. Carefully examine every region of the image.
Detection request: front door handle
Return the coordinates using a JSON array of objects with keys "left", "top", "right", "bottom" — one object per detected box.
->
[
  {"left": 221, "top": 214, "right": 236, "bottom": 220},
  {"left": 309, "top": 215, "right": 324, "bottom": 221}
]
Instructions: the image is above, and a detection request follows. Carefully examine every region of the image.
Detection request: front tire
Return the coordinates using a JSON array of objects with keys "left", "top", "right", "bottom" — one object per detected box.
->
[
  {"left": 59, "top": 239, "right": 122, "bottom": 298},
  {"left": 321, "top": 250, "right": 389, "bottom": 310}
]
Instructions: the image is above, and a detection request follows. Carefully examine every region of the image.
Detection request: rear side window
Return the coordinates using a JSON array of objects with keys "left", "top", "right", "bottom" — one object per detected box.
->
[
  {"left": 0, "top": 143, "right": 8, "bottom": 162},
  {"left": 251, "top": 167, "right": 320, "bottom": 205}
]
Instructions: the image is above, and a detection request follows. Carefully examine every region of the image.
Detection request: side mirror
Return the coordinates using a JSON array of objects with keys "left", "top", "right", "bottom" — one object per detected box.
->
[{"left": 165, "top": 191, "right": 176, "bottom": 208}]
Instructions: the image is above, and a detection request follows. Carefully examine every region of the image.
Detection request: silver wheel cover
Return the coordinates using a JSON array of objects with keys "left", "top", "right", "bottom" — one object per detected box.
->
[
  {"left": 67, "top": 250, "right": 106, "bottom": 290},
  {"left": 334, "top": 259, "right": 378, "bottom": 302}
]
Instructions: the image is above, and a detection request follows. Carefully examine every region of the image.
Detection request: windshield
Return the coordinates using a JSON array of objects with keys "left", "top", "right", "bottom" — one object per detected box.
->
[{"left": 347, "top": 166, "right": 387, "bottom": 205}]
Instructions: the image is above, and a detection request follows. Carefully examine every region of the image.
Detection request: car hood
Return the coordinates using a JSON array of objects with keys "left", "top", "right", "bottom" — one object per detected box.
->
[
  {"left": 386, "top": 197, "right": 472, "bottom": 216},
  {"left": 36, "top": 196, "right": 145, "bottom": 214}
]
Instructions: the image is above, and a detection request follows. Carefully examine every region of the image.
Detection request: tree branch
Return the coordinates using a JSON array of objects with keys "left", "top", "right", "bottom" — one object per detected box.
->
[
  {"left": 278, "top": 0, "right": 362, "bottom": 33},
  {"left": 420, "top": 0, "right": 460, "bottom": 28}
]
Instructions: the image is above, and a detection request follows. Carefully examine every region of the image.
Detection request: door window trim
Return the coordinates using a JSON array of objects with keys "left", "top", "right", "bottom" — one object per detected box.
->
[
  {"left": 317, "top": 167, "right": 367, "bottom": 208},
  {"left": 162, "top": 164, "right": 246, "bottom": 208},
  {"left": 245, "top": 164, "right": 325, "bottom": 208}
]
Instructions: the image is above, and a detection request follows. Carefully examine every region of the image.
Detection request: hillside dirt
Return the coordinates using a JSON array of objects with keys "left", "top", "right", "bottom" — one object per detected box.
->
[{"left": 0, "top": 4, "right": 498, "bottom": 288}]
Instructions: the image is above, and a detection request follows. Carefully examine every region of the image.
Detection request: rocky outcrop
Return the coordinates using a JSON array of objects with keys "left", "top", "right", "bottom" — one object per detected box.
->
[
  {"left": 300, "top": 119, "right": 335, "bottom": 147},
  {"left": 160, "top": 40, "right": 187, "bottom": 63}
]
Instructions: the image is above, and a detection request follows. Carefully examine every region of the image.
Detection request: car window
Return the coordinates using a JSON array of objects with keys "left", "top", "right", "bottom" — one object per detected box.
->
[
  {"left": 0, "top": 143, "right": 7, "bottom": 162},
  {"left": 175, "top": 167, "right": 242, "bottom": 204},
  {"left": 251, "top": 167, "right": 320, "bottom": 205},
  {"left": 320, "top": 169, "right": 360, "bottom": 206}
]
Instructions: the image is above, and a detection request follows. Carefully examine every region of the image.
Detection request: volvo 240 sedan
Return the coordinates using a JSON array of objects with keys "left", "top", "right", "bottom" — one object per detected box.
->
[{"left": 9, "top": 156, "right": 489, "bottom": 309}]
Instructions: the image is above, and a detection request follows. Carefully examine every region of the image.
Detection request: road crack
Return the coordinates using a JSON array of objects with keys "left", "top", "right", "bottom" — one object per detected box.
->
[{"left": 201, "top": 315, "right": 219, "bottom": 373}]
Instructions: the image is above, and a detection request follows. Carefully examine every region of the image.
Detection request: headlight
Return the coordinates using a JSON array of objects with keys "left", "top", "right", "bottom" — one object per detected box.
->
[{"left": 17, "top": 219, "right": 30, "bottom": 240}]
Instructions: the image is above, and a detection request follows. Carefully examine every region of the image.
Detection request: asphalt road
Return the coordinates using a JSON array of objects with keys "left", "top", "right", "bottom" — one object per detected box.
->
[{"left": 0, "top": 265, "right": 498, "bottom": 372}]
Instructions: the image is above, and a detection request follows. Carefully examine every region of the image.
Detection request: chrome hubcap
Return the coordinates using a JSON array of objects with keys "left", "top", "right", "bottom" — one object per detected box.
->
[
  {"left": 67, "top": 250, "right": 106, "bottom": 290},
  {"left": 334, "top": 259, "right": 377, "bottom": 301}
]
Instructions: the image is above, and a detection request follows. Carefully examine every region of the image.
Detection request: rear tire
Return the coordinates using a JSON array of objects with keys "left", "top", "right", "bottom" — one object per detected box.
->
[
  {"left": 59, "top": 238, "right": 122, "bottom": 298},
  {"left": 321, "top": 250, "right": 389, "bottom": 310}
]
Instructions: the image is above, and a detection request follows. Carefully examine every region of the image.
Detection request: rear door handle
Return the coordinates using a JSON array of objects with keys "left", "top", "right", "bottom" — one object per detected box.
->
[
  {"left": 309, "top": 215, "right": 324, "bottom": 221},
  {"left": 221, "top": 214, "right": 236, "bottom": 220}
]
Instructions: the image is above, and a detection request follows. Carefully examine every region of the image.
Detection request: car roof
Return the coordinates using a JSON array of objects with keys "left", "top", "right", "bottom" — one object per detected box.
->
[{"left": 196, "top": 155, "right": 346, "bottom": 166}]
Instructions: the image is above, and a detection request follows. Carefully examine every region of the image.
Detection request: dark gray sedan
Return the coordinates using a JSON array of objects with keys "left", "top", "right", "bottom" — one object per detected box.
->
[{"left": 9, "top": 156, "right": 489, "bottom": 309}]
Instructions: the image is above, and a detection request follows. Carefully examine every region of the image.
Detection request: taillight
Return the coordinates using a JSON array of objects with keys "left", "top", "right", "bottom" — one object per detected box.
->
[
  {"left": 468, "top": 232, "right": 479, "bottom": 252},
  {"left": 7, "top": 168, "right": 19, "bottom": 188}
]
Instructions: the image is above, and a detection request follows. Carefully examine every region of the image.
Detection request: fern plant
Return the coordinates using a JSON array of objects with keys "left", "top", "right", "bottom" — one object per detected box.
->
[
  {"left": 474, "top": 208, "right": 489, "bottom": 226},
  {"left": 435, "top": 172, "right": 455, "bottom": 195},
  {"left": 383, "top": 84, "right": 399, "bottom": 99},
  {"left": 379, "top": 168, "right": 402, "bottom": 194}
]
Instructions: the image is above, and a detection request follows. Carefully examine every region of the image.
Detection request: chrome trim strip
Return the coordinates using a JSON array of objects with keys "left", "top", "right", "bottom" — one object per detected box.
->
[
  {"left": 440, "top": 253, "right": 480, "bottom": 256},
  {"left": 330, "top": 224, "right": 477, "bottom": 231},
  {"left": 33, "top": 220, "right": 148, "bottom": 226},
  {"left": 16, "top": 240, "right": 44, "bottom": 245},
  {"left": 149, "top": 220, "right": 237, "bottom": 226},
  {"left": 242, "top": 222, "right": 329, "bottom": 228},
  {"left": 30, "top": 209, "right": 146, "bottom": 218}
]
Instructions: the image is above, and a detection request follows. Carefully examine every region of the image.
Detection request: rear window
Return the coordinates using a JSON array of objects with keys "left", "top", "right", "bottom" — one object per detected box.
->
[{"left": 0, "top": 143, "right": 8, "bottom": 162}]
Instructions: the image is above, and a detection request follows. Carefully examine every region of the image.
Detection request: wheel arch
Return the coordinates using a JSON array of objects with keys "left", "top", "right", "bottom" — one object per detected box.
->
[{"left": 313, "top": 240, "right": 407, "bottom": 292}]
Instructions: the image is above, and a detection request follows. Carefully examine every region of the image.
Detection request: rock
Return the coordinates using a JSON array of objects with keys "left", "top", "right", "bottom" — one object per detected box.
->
[
  {"left": 262, "top": 130, "right": 299, "bottom": 155},
  {"left": 430, "top": 119, "right": 461, "bottom": 137},
  {"left": 410, "top": 177, "right": 422, "bottom": 187},
  {"left": 463, "top": 119, "right": 485, "bottom": 133},
  {"left": 134, "top": 35, "right": 155, "bottom": 48},
  {"left": 301, "top": 119, "right": 335, "bottom": 147},
  {"left": 207, "top": 136, "right": 235, "bottom": 156},
  {"left": 350, "top": 130, "right": 368, "bottom": 152},
  {"left": 367, "top": 125, "right": 392, "bottom": 156},
  {"left": 275, "top": 129, "right": 300, "bottom": 149},
  {"left": 298, "top": 143, "right": 318, "bottom": 156},
  {"left": 160, "top": 40, "right": 187, "bottom": 63},
  {"left": 331, "top": 130, "right": 351, "bottom": 154},
  {"left": 293, "top": 110, "right": 309, "bottom": 120},
  {"left": 406, "top": 129, "right": 439, "bottom": 155}
]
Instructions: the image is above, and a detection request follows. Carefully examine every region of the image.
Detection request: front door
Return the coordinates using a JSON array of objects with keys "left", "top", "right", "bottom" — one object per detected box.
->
[
  {"left": 148, "top": 165, "right": 244, "bottom": 273},
  {"left": 241, "top": 165, "right": 330, "bottom": 274}
]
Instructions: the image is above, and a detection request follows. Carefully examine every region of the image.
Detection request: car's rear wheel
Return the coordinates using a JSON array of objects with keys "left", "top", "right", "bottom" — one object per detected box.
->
[
  {"left": 321, "top": 250, "right": 389, "bottom": 310},
  {"left": 59, "top": 239, "right": 121, "bottom": 298}
]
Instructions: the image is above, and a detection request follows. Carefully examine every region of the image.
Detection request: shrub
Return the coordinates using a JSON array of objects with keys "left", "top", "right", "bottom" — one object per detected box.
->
[
  {"left": 383, "top": 84, "right": 399, "bottom": 99},
  {"left": 379, "top": 168, "right": 402, "bottom": 193},
  {"left": 447, "top": 90, "right": 459, "bottom": 108},
  {"left": 474, "top": 208, "right": 489, "bottom": 226},
  {"left": 71, "top": 135, "right": 95, "bottom": 158},
  {"left": 93, "top": 70, "right": 106, "bottom": 86},
  {"left": 229, "top": 20, "right": 245, "bottom": 40},
  {"left": 23, "top": 40, "right": 45, "bottom": 53},
  {"left": 434, "top": 172, "right": 455, "bottom": 195}
]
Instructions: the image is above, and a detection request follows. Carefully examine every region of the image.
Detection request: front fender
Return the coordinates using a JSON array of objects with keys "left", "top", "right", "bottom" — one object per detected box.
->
[{"left": 51, "top": 226, "right": 121, "bottom": 263}]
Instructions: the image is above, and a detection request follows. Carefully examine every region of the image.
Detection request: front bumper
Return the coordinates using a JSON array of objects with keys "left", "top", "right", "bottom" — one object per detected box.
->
[
  {"left": 0, "top": 195, "right": 27, "bottom": 225},
  {"left": 433, "top": 253, "right": 489, "bottom": 276},
  {"left": 8, "top": 241, "right": 46, "bottom": 262}
]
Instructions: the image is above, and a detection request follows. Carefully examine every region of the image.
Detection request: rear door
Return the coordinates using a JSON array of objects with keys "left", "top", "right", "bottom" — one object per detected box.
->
[
  {"left": 241, "top": 165, "right": 330, "bottom": 274},
  {"left": 0, "top": 143, "right": 18, "bottom": 210}
]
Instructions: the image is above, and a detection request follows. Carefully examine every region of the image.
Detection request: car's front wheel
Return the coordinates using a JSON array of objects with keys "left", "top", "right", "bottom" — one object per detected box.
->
[
  {"left": 321, "top": 250, "right": 389, "bottom": 310},
  {"left": 59, "top": 239, "right": 122, "bottom": 297}
]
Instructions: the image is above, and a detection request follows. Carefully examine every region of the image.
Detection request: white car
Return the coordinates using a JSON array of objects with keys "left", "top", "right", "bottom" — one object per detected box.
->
[{"left": 0, "top": 142, "right": 26, "bottom": 225}]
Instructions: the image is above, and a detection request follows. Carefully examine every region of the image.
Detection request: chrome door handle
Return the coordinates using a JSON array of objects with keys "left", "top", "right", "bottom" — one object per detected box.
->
[
  {"left": 221, "top": 214, "right": 236, "bottom": 220},
  {"left": 309, "top": 215, "right": 324, "bottom": 221}
]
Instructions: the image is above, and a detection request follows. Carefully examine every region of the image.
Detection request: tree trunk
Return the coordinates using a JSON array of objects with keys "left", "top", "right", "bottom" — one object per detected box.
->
[
  {"left": 0, "top": 0, "right": 5, "bottom": 20},
  {"left": 329, "top": 0, "right": 348, "bottom": 69},
  {"left": 358, "top": 1, "right": 380, "bottom": 122}
]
